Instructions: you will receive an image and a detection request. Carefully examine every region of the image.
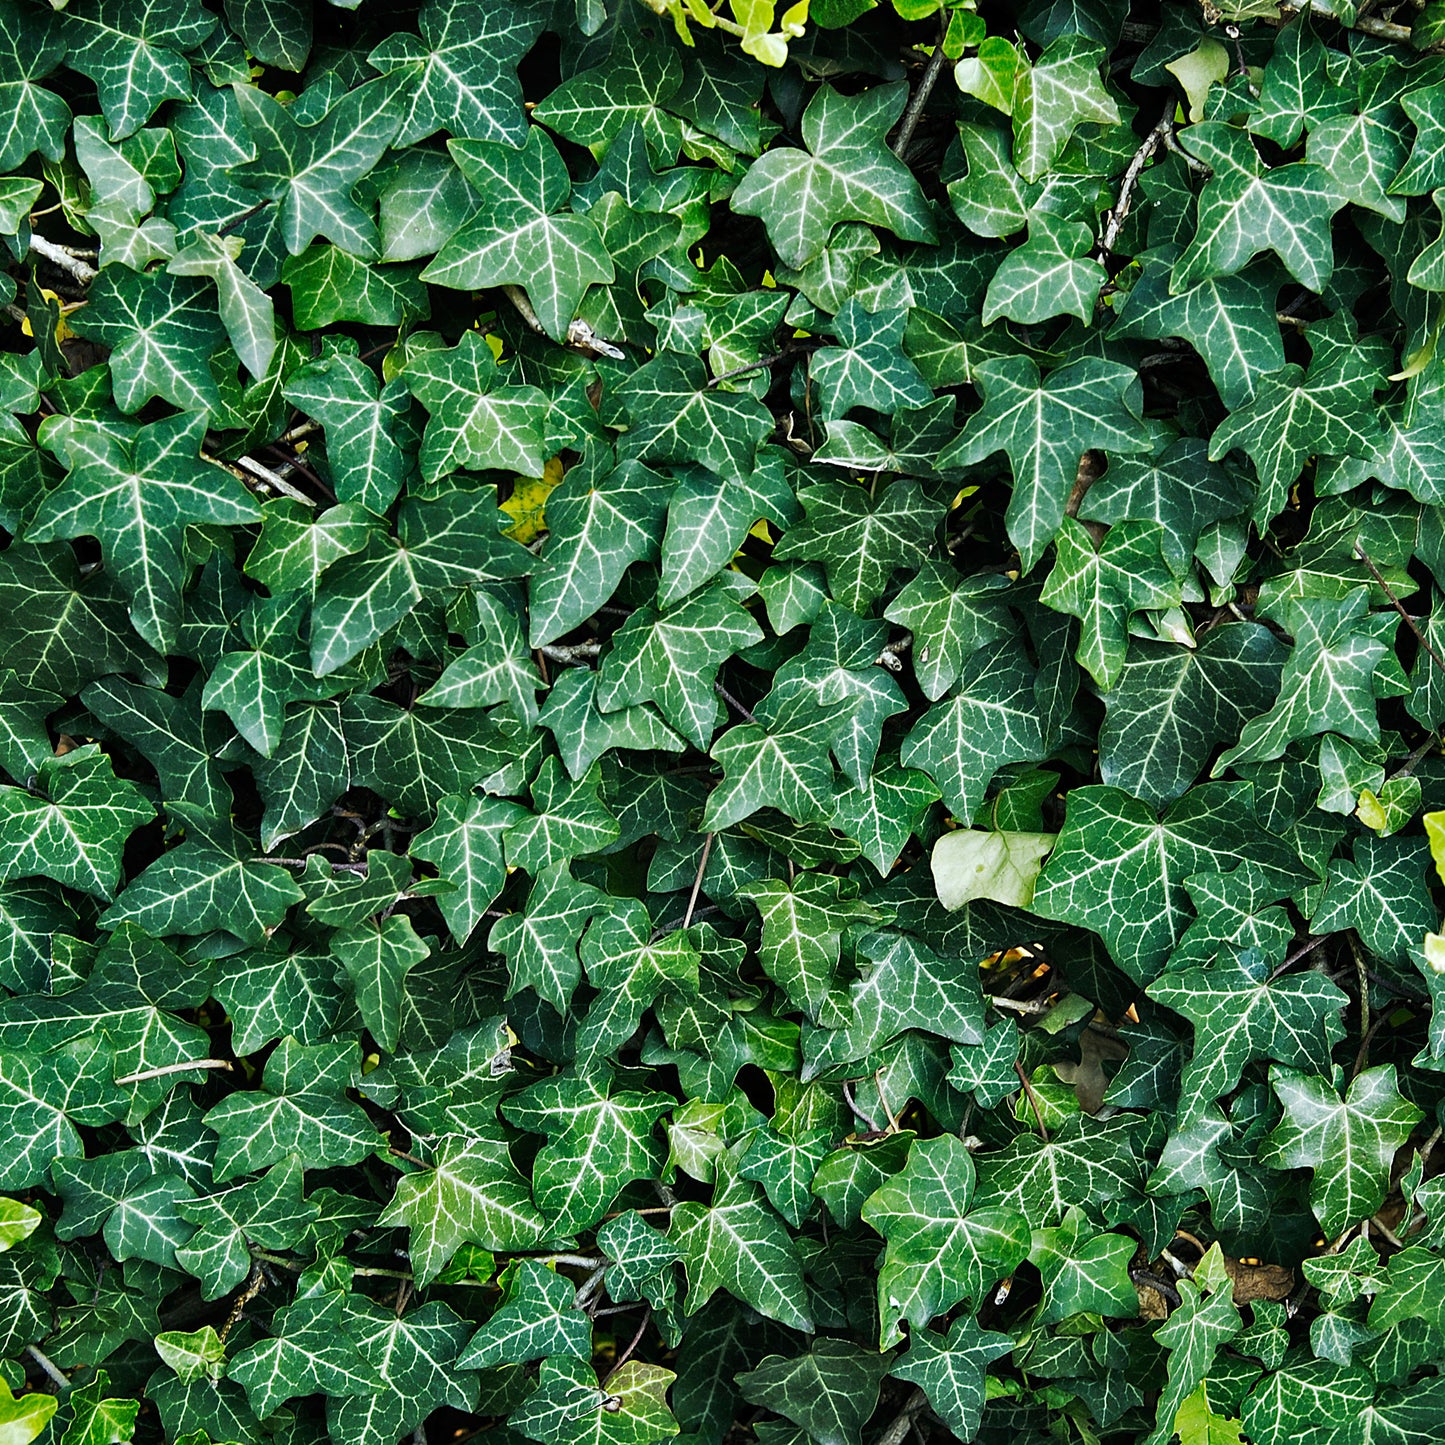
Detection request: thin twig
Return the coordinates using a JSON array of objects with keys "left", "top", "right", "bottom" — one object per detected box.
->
[
  {"left": 115, "top": 1058, "right": 233, "bottom": 1086},
  {"left": 1268, "top": 935, "right": 1328, "bottom": 981},
  {"left": 1099, "top": 102, "right": 1174, "bottom": 256},
  {"left": 1389, "top": 732, "right": 1439, "bottom": 782},
  {"left": 1162, "top": 126, "right": 1212, "bottom": 175},
  {"left": 875, "top": 1389, "right": 929, "bottom": 1445},
  {"left": 1014, "top": 1061, "right": 1050, "bottom": 1142},
  {"left": 1279, "top": 1, "right": 1414, "bottom": 42},
  {"left": 1223, "top": 25, "right": 1260, "bottom": 98},
  {"left": 531, "top": 1253, "right": 606, "bottom": 1268},
  {"left": 29, "top": 234, "right": 97, "bottom": 285},
  {"left": 891, "top": 19, "right": 949, "bottom": 160},
  {"left": 602, "top": 1306, "right": 653, "bottom": 1387},
  {"left": 25, "top": 1346, "right": 70, "bottom": 1393},
  {"left": 682, "top": 833, "right": 714, "bottom": 931},
  {"left": 538, "top": 641, "right": 600, "bottom": 665},
  {"left": 842, "top": 1078, "right": 882, "bottom": 1134},
  {"left": 265, "top": 856, "right": 370, "bottom": 873},
  {"left": 1355, "top": 544, "right": 1445, "bottom": 671},
  {"left": 714, "top": 681, "right": 757, "bottom": 724},
  {"left": 216, "top": 198, "right": 274, "bottom": 239},
  {"left": 219, "top": 1263, "right": 265, "bottom": 1344},
  {"left": 234, "top": 453, "right": 318, "bottom": 508}
]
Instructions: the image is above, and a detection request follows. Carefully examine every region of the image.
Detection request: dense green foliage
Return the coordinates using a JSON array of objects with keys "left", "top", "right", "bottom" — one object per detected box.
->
[{"left": 7, "top": 0, "right": 1445, "bottom": 1441}]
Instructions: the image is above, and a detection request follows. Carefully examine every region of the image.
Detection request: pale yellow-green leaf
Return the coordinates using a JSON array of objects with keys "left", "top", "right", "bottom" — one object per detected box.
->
[
  {"left": 0, "top": 1380, "right": 56, "bottom": 1445},
  {"left": 931, "top": 828, "right": 1055, "bottom": 910},
  {"left": 0, "top": 1198, "right": 41, "bottom": 1252},
  {"left": 1166, "top": 39, "right": 1230, "bottom": 124}
]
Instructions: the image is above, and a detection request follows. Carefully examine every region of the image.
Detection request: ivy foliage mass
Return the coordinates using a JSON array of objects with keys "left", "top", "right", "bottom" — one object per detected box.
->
[{"left": 11, "top": 0, "right": 1445, "bottom": 1441}]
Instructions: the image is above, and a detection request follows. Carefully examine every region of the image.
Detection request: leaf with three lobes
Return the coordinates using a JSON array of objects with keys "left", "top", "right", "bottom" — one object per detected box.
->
[
  {"left": 528, "top": 449, "right": 673, "bottom": 648},
  {"left": 892, "top": 1316, "right": 1012, "bottom": 1441},
  {"left": 31, "top": 412, "right": 259, "bottom": 653},
  {"left": 412, "top": 792, "right": 527, "bottom": 944},
  {"left": 230, "top": 74, "right": 406, "bottom": 257},
  {"left": 982, "top": 213, "right": 1103, "bottom": 325},
  {"left": 939, "top": 355, "right": 1151, "bottom": 571},
  {"left": 1309, "top": 834, "right": 1436, "bottom": 969},
  {"left": 457, "top": 1257, "right": 592, "bottom": 1367},
  {"left": 737, "top": 1340, "right": 893, "bottom": 1445},
  {"left": 1012, "top": 35, "right": 1120, "bottom": 182},
  {"left": 0, "top": 1, "right": 68, "bottom": 172},
  {"left": 861, "top": 1133, "right": 1030, "bottom": 1348},
  {"left": 377, "top": 1131, "right": 545, "bottom": 1285},
  {"left": 367, "top": 0, "right": 546, "bottom": 146},
  {"left": 0, "top": 746, "right": 153, "bottom": 900},
  {"left": 811, "top": 302, "right": 932, "bottom": 420},
  {"left": 330, "top": 913, "right": 432, "bottom": 1053},
  {"left": 1259, "top": 1064, "right": 1423, "bottom": 1235},
  {"left": 423, "top": 128, "right": 614, "bottom": 338},
  {"left": 511, "top": 1357, "right": 678, "bottom": 1445},
  {"left": 490, "top": 861, "right": 613, "bottom": 1014},
  {"left": 732, "top": 82, "right": 935, "bottom": 268},
  {"left": 201, "top": 1037, "right": 384, "bottom": 1182}
]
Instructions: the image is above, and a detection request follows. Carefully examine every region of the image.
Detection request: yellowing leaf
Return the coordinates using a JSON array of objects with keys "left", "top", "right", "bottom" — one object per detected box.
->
[
  {"left": 501, "top": 456, "right": 564, "bottom": 544},
  {"left": 931, "top": 828, "right": 1055, "bottom": 910},
  {"left": 1166, "top": 39, "right": 1230, "bottom": 124}
]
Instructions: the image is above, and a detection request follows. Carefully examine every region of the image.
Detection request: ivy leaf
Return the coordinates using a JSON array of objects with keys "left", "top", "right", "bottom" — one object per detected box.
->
[
  {"left": 378, "top": 1130, "right": 545, "bottom": 1286},
  {"left": 890, "top": 1317, "right": 1013, "bottom": 1441},
  {"left": 283, "top": 353, "right": 414, "bottom": 515},
  {"left": 457, "top": 1257, "right": 591, "bottom": 1368},
  {"left": 61, "top": 0, "right": 215, "bottom": 140},
  {"left": 771, "top": 478, "right": 936, "bottom": 613},
  {"left": 490, "top": 862, "right": 612, "bottom": 1015},
  {"left": 1148, "top": 954, "right": 1347, "bottom": 1123},
  {"left": 0, "top": 2, "right": 69, "bottom": 172},
  {"left": 671, "top": 1158, "right": 815, "bottom": 1332},
  {"left": 1031, "top": 783, "right": 1284, "bottom": 986},
  {"left": 1259, "top": 1064, "right": 1423, "bottom": 1235},
  {"left": 812, "top": 303, "right": 933, "bottom": 420},
  {"left": 528, "top": 449, "right": 673, "bottom": 648},
  {"left": 506, "top": 758, "right": 620, "bottom": 874},
  {"left": 1032, "top": 1207, "right": 1139, "bottom": 1321},
  {"left": 1172, "top": 122, "right": 1342, "bottom": 293},
  {"left": 732, "top": 83, "right": 936, "bottom": 268},
  {"left": 982, "top": 214, "right": 1103, "bottom": 325},
  {"left": 597, "top": 585, "right": 763, "bottom": 752},
  {"left": 330, "top": 914, "right": 432, "bottom": 1053},
  {"left": 412, "top": 792, "right": 527, "bottom": 944},
  {"left": 1013, "top": 36, "right": 1120, "bottom": 182},
  {"left": 503, "top": 1068, "right": 673, "bottom": 1234},
  {"left": 1146, "top": 1265, "right": 1243, "bottom": 1445},
  {"left": 69, "top": 269, "right": 225, "bottom": 416},
  {"left": 423, "top": 128, "right": 614, "bottom": 338},
  {"left": 167, "top": 232, "right": 277, "bottom": 382},
  {"left": 1311, "top": 834, "right": 1435, "bottom": 969},
  {"left": 367, "top": 0, "right": 545, "bottom": 147},
  {"left": 0, "top": 746, "right": 154, "bottom": 901},
  {"left": 539, "top": 668, "right": 687, "bottom": 780},
  {"left": 60, "top": 1367, "right": 140, "bottom": 1445},
  {"left": 231, "top": 74, "right": 406, "bottom": 258},
  {"left": 939, "top": 355, "right": 1151, "bottom": 571},
  {"left": 32, "top": 412, "right": 259, "bottom": 653},
  {"left": 511, "top": 1358, "right": 678, "bottom": 1445},
  {"left": 861, "top": 1133, "right": 1029, "bottom": 1348},
  {"left": 737, "top": 1340, "right": 892, "bottom": 1445}
]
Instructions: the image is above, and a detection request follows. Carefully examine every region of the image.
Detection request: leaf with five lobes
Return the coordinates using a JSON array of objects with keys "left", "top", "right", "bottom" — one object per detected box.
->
[
  {"left": 228, "top": 1288, "right": 384, "bottom": 1420},
  {"left": 69, "top": 269, "right": 225, "bottom": 416},
  {"left": 423, "top": 128, "right": 614, "bottom": 338},
  {"left": 412, "top": 792, "right": 528, "bottom": 944},
  {"left": 737, "top": 1341, "right": 892, "bottom": 1445},
  {"left": 1171, "top": 122, "right": 1343, "bottom": 293},
  {"left": 312, "top": 484, "right": 531, "bottom": 675},
  {"left": 490, "top": 861, "right": 614, "bottom": 1014},
  {"left": 1260, "top": 1064, "right": 1423, "bottom": 1235},
  {"left": 0, "top": 1, "right": 68, "bottom": 172},
  {"left": 1148, "top": 951, "right": 1347, "bottom": 1123},
  {"left": 174, "top": 1155, "right": 318, "bottom": 1299},
  {"left": 1214, "top": 591, "right": 1389, "bottom": 772},
  {"left": 657, "top": 459, "right": 796, "bottom": 614},
  {"left": 1012, "top": 35, "right": 1120, "bottom": 182},
  {"left": 739, "top": 873, "right": 883, "bottom": 1024},
  {"left": 230, "top": 73, "right": 407, "bottom": 258},
  {"left": 504, "top": 1068, "right": 673, "bottom": 1234},
  {"left": 599, "top": 580, "right": 765, "bottom": 751},
  {"left": 939, "top": 355, "right": 1151, "bottom": 572},
  {"left": 50, "top": 1152, "right": 197, "bottom": 1269},
  {"left": 982, "top": 213, "right": 1104, "bottom": 326},
  {"left": 457, "top": 1257, "right": 591, "bottom": 1368},
  {"left": 1248, "top": 15, "right": 1350, "bottom": 147},
  {"left": 511, "top": 1357, "right": 679, "bottom": 1445},
  {"left": 899, "top": 637, "right": 1044, "bottom": 824},
  {"left": 283, "top": 353, "right": 415, "bottom": 516},
  {"left": 1112, "top": 255, "right": 1286, "bottom": 410},
  {"left": 330, "top": 913, "right": 432, "bottom": 1053},
  {"left": 505, "top": 758, "right": 621, "bottom": 874},
  {"left": 891, "top": 1316, "right": 1013, "bottom": 1442},
  {"left": 883, "top": 563, "right": 1012, "bottom": 703},
  {"left": 1099, "top": 625, "right": 1288, "bottom": 806},
  {"left": 60, "top": 0, "right": 215, "bottom": 140},
  {"left": 671, "top": 1157, "right": 814, "bottom": 1332},
  {"left": 377, "top": 1130, "right": 545, "bottom": 1286},
  {"left": 811, "top": 302, "right": 932, "bottom": 420},
  {"left": 1311, "top": 834, "right": 1436, "bottom": 969},
  {"left": 403, "top": 331, "right": 552, "bottom": 483},
  {"left": 616, "top": 353, "right": 774, "bottom": 479},
  {"left": 0, "top": 1048, "right": 92, "bottom": 1189},
  {"left": 861, "top": 1133, "right": 1030, "bottom": 1348},
  {"left": 528, "top": 447, "right": 674, "bottom": 648},
  {"left": 576, "top": 900, "right": 700, "bottom": 1070},
  {"left": 704, "top": 687, "right": 852, "bottom": 833},
  {"left": 732, "top": 83, "right": 936, "bottom": 269},
  {"left": 0, "top": 746, "right": 154, "bottom": 901},
  {"left": 1040, "top": 518, "right": 1182, "bottom": 691},
  {"left": 31, "top": 411, "right": 260, "bottom": 653},
  {"left": 737, "top": 1123, "right": 831, "bottom": 1227},
  {"left": 201, "top": 1036, "right": 384, "bottom": 1182},
  {"left": 772, "top": 478, "right": 937, "bottom": 615},
  {"left": 368, "top": 0, "right": 545, "bottom": 147},
  {"left": 1031, "top": 782, "right": 1294, "bottom": 986},
  {"left": 329, "top": 1297, "right": 481, "bottom": 1445}
]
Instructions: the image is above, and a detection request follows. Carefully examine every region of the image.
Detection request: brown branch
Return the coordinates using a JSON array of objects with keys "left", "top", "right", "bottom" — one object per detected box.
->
[
  {"left": 891, "top": 18, "right": 950, "bottom": 160},
  {"left": 1015, "top": 1061, "right": 1051, "bottom": 1142},
  {"left": 1355, "top": 544, "right": 1445, "bottom": 671}
]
